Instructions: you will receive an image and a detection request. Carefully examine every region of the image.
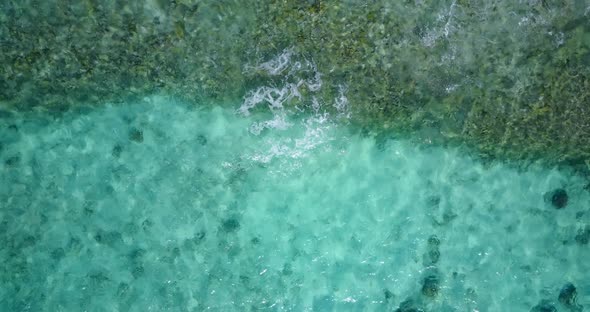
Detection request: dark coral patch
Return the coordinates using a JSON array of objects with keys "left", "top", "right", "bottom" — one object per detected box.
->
[{"left": 546, "top": 188, "right": 568, "bottom": 209}]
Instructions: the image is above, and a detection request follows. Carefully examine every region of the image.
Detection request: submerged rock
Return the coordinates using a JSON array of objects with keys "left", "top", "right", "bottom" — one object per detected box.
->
[
  {"left": 221, "top": 218, "right": 240, "bottom": 233},
  {"left": 282, "top": 263, "right": 293, "bottom": 276},
  {"left": 195, "top": 231, "right": 206, "bottom": 240},
  {"left": 141, "top": 218, "right": 154, "bottom": 231},
  {"left": 531, "top": 300, "right": 557, "bottom": 312},
  {"left": 395, "top": 298, "right": 424, "bottom": 312},
  {"left": 117, "top": 282, "right": 130, "bottom": 298},
  {"left": 558, "top": 282, "right": 577, "bottom": 307},
  {"left": 427, "top": 235, "right": 440, "bottom": 247},
  {"left": 574, "top": 227, "right": 590, "bottom": 245},
  {"left": 112, "top": 144, "right": 123, "bottom": 157},
  {"left": 128, "top": 248, "right": 147, "bottom": 263},
  {"left": 423, "top": 235, "right": 441, "bottom": 266},
  {"left": 50, "top": 247, "right": 66, "bottom": 261},
  {"left": 4, "top": 154, "right": 20, "bottom": 167},
  {"left": 546, "top": 188, "right": 568, "bottom": 209},
  {"left": 427, "top": 249, "right": 440, "bottom": 265},
  {"left": 384, "top": 289, "right": 393, "bottom": 301},
  {"left": 94, "top": 230, "right": 123, "bottom": 247},
  {"left": 183, "top": 231, "right": 207, "bottom": 250},
  {"left": 129, "top": 128, "right": 144, "bottom": 143},
  {"left": 132, "top": 265, "right": 144, "bottom": 279},
  {"left": 421, "top": 274, "right": 440, "bottom": 298},
  {"left": 197, "top": 134, "right": 207, "bottom": 146}
]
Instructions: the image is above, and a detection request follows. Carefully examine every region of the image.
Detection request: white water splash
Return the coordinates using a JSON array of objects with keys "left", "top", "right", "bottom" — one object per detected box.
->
[
  {"left": 333, "top": 85, "right": 350, "bottom": 118},
  {"left": 239, "top": 50, "right": 347, "bottom": 167},
  {"left": 250, "top": 48, "right": 293, "bottom": 76},
  {"left": 248, "top": 115, "right": 334, "bottom": 164},
  {"left": 421, "top": 0, "right": 458, "bottom": 48},
  {"left": 239, "top": 51, "right": 324, "bottom": 117},
  {"left": 239, "top": 83, "right": 303, "bottom": 116},
  {"left": 249, "top": 112, "right": 291, "bottom": 135}
]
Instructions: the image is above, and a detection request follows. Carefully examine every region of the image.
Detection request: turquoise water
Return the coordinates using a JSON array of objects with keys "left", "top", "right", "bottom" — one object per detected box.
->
[
  {"left": 1, "top": 93, "right": 589, "bottom": 311},
  {"left": 1, "top": 2, "right": 590, "bottom": 311}
]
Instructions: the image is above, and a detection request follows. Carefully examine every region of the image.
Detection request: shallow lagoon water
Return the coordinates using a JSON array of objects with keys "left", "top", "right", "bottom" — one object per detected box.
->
[
  {"left": 1, "top": 95, "right": 589, "bottom": 311},
  {"left": 2, "top": 0, "right": 590, "bottom": 311}
]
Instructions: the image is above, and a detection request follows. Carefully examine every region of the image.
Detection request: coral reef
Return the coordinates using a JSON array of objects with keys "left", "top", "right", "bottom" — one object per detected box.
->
[{"left": 1, "top": 0, "right": 589, "bottom": 168}]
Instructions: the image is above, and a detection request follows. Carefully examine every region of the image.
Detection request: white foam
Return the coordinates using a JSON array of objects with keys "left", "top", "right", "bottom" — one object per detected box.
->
[
  {"left": 249, "top": 112, "right": 291, "bottom": 135},
  {"left": 239, "top": 50, "right": 339, "bottom": 167},
  {"left": 240, "top": 50, "right": 324, "bottom": 116},
  {"left": 239, "top": 83, "right": 303, "bottom": 116},
  {"left": 333, "top": 85, "right": 350, "bottom": 118},
  {"left": 249, "top": 48, "right": 293, "bottom": 76},
  {"left": 311, "top": 96, "right": 321, "bottom": 114},
  {"left": 303, "top": 61, "right": 323, "bottom": 92}
]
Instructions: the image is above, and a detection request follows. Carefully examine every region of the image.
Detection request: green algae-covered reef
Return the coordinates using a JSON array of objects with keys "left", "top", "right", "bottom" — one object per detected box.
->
[{"left": 1, "top": 0, "right": 589, "bottom": 169}]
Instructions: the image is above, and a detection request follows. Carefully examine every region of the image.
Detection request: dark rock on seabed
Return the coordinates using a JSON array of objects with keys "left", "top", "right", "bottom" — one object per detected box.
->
[
  {"left": 221, "top": 218, "right": 240, "bottom": 233},
  {"left": 531, "top": 300, "right": 557, "bottom": 312},
  {"left": 395, "top": 298, "right": 424, "bottom": 312},
  {"left": 129, "top": 128, "right": 144, "bottom": 143},
  {"left": 546, "top": 188, "right": 568, "bottom": 209},
  {"left": 421, "top": 274, "right": 440, "bottom": 298},
  {"left": 575, "top": 227, "right": 590, "bottom": 245},
  {"left": 558, "top": 282, "right": 577, "bottom": 307}
]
